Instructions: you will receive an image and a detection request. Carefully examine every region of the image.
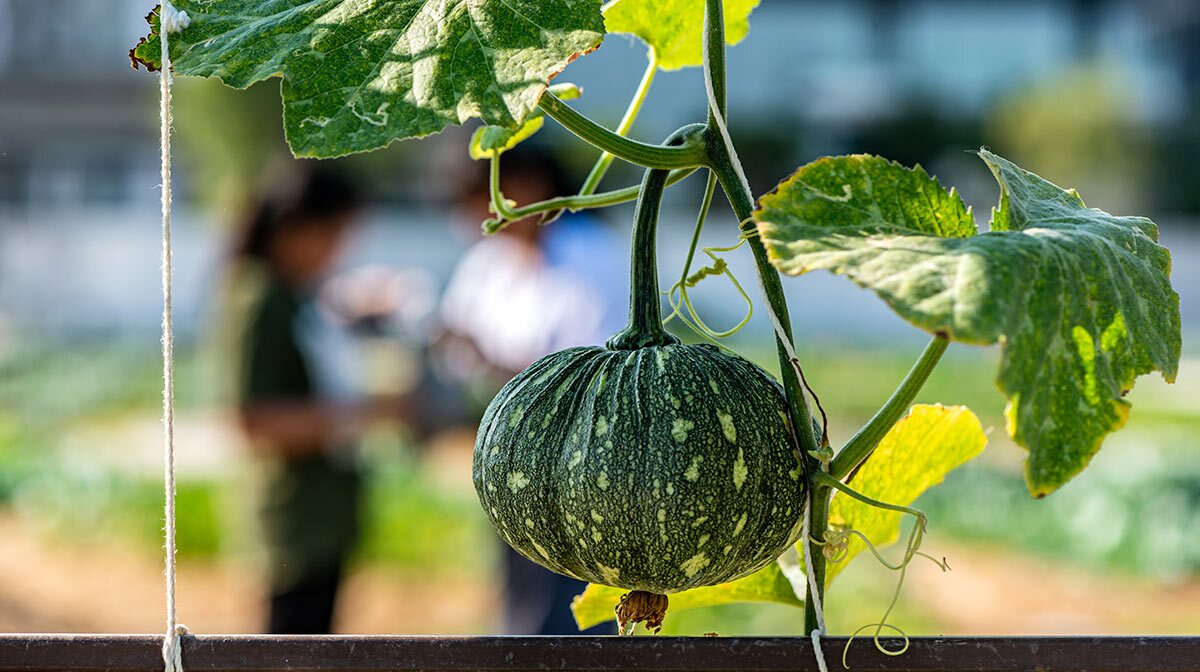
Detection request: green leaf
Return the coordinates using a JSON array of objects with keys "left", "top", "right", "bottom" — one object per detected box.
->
[
  {"left": 468, "top": 83, "right": 581, "bottom": 160},
  {"left": 755, "top": 151, "right": 1181, "bottom": 495},
  {"left": 132, "top": 1, "right": 604, "bottom": 158},
  {"left": 827, "top": 404, "right": 986, "bottom": 579},
  {"left": 603, "top": 0, "right": 759, "bottom": 71},
  {"left": 571, "top": 562, "right": 802, "bottom": 630}
]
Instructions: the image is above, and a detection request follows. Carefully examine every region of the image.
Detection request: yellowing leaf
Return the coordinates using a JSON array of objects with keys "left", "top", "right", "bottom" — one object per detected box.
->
[
  {"left": 603, "top": 0, "right": 759, "bottom": 70},
  {"left": 468, "top": 84, "right": 582, "bottom": 160},
  {"left": 827, "top": 405, "right": 986, "bottom": 579},
  {"left": 571, "top": 561, "right": 801, "bottom": 630}
]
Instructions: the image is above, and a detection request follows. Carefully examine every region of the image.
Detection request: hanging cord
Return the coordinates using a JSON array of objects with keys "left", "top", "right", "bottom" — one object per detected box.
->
[
  {"left": 801, "top": 489, "right": 831, "bottom": 672},
  {"left": 701, "top": 19, "right": 829, "bottom": 671},
  {"left": 159, "top": 4, "right": 190, "bottom": 672}
]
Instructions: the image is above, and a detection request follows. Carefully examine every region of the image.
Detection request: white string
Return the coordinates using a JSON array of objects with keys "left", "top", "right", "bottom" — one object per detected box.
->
[
  {"left": 159, "top": 4, "right": 190, "bottom": 672},
  {"left": 801, "top": 492, "right": 830, "bottom": 672},
  {"left": 700, "top": 12, "right": 829, "bottom": 670}
]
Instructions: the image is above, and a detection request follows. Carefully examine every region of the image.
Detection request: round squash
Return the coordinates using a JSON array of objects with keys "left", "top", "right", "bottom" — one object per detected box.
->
[
  {"left": 473, "top": 162, "right": 805, "bottom": 603},
  {"left": 473, "top": 336, "right": 805, "bottom": 594}
]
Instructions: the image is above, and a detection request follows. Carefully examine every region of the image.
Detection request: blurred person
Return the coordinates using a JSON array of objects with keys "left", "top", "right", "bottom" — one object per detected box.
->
[
  {"left": 438, "top": 148, "right": 625, "bottom": 635},
  {"left": 231, "top": 166, "right": 410, "bottom": 634}
]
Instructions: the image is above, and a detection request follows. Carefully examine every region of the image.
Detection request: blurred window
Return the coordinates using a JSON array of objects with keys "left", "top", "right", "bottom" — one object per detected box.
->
[
  {"left": 0, "top": 159, "right": 26, "bottom": 208},
  {"left": 0, "top": 1, "right": 11, "bottom": 73}
]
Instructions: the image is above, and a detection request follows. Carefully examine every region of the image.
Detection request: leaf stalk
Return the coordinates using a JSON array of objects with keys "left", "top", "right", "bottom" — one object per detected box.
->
[
  {"left": 830, "top": 335, "right": 950, "bottom": 481},
  {"left": 578, "top": 51, "right": 660, "bottom": 195},
  {"left": 538, "top": 93, "right": 706, "bottom": 169}
]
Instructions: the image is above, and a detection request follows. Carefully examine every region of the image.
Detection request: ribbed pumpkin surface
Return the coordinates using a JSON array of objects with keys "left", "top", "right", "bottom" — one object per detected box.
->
[{"left": 473, "top": 342, "right": 804, "bottom": 594}]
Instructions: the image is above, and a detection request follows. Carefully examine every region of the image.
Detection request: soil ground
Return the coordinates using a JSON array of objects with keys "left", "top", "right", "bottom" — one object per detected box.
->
[{"left": 3, "top": 512, "right": 1198, "bottom": 635}]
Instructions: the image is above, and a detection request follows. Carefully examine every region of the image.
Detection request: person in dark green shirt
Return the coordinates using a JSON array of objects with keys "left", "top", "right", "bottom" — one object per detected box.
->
[{"left": 234, "top": 168, "right": 406, "bottom": 634}]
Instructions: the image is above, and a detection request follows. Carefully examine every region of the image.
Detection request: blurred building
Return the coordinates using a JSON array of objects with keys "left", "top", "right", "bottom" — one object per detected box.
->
[{"left": 1, "top": 0, "right": 1197, "bottom": 337}]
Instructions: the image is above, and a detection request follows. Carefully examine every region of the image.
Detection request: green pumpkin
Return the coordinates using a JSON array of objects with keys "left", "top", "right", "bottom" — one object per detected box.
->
[
  {"left": 473, "top": 166, "right": 804, "bottom": 597},
  {"left": 474, "top": 339, "right": 804, "bottom": 593}
]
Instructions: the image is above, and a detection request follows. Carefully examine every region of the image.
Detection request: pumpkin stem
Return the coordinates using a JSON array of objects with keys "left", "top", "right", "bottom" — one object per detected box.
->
[
  {"left": 615, "top": 590, "right": 669, "bottom": 635},
  {"left": 608, "top": 126, "right": 703, "bottom": 350},
  {"left": 607, "top": 165, "right": 678, "bottom": 350}
]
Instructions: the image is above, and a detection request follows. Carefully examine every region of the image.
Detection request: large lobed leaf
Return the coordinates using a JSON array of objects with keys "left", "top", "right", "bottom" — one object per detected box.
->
[
  {"left": 827, "top": 404, "right": 986, "bottom": 578},
  {"left": 132, "top": 1, "right": 605, "bottom": 158},
  {"left": 603, "top": 0, "right": 759, "bottom": 70},
  {"left": 572, "top": 560, "right": 801, "bottom": 631},
  {"left": 755, "top": 150, "right": 1181, "bottom": 496}
]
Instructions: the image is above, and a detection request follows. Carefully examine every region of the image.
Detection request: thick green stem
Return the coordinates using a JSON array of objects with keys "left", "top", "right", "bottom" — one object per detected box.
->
[
  {"left": 539, "top": 93, "right": 705, "bottom": 169},
  {"left": 701, "top": 0, "right": 826, "bottom": 634},
  {"left": 608, "top": 129, "right": 697, "bottom": 351},
  {"left": 579, "top": 52, "right": 659, "bottom": 196},
  {"left": 830, "top": 335, "right": 950, "bottom": 481}
]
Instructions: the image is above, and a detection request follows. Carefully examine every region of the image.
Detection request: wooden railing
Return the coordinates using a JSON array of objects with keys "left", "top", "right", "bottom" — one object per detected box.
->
[{"left": 2, "top": 635, "right": 1198, "bottom": 672}]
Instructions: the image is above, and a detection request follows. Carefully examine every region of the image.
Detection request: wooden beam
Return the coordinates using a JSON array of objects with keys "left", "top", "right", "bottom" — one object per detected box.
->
[{"left": 1, "top": 635, "right": 1198, "bottom": 672}]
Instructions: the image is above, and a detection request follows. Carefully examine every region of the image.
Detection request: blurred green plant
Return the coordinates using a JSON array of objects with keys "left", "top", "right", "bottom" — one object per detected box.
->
[{"left": 986, "top": 65, "right": 1151, "bottom": 214}]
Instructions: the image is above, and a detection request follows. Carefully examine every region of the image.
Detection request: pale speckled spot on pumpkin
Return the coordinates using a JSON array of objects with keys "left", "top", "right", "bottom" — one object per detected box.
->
[
  {"left": 593, "top": 370, "right": 607, "bottom": 394},
  {"left": 507, "top": 472, "right": 530, "bottom": 493},
  {"left": 591, "top": 510, "right": 604, "bottom": 523},
  {"left": 717, "top": 410, "right": 737, "bottom": 443},
  {"left": 656, "top": 508, "right": 667, "bottom": 522},
  {"left": 532, "top": 365, "right": 559, "bottom": 385},
  {"left": 655, "top": 349, "right": 666, "bottom": 373},
  {"left": 671, "top": 418, "right": 694, "bottom": 443},
  {"left": 594, "top": 416, "right": 608, "bottom": 436},
  {"left": 698, "top": 534, "right": 710, "bottom": 548},
  {"left": 723, "top": 544, "right": 733, "bottom": 555},
  {"left": 733, "top": 448, "right": 748, "bottom": 490},
  {"left": 652, "top": 479, "right": 661, "bottom": 498},
  {"left": 709, "top": 379, "right": 720, "bottom": 394},
  {"left": 591, "top": 528, "right": 602, "bottom": 543},
  {"left": 788, "top": 467, "right": 801, "bottom": 481},
  {"left": 578, "top": 538, "right": 588, "bottom": 549},
  {"left": 596, "top": 472, "right": 610, "bottom": 490},
  {"left": 524, "top": 518, "right": 534, "bottom": 529},
  {"left": 684, "top": 456, "right": 703, "bottom": 482},
  {"left": 669, "top": 396, "right": 681, "bottom": 409},
  {"left": 681, "top": 552, "right": 710, "bottom": 578},
  {"left": 531, "top": 540, "right": 551, "bottom": 560},
  {"left": 597, "top": 563, "right": 620, "bottom": 584},
  {"left": 486, "top": 483, "right": 496, "bottom": 492},
  {"left": 507, "top": 406, "right": 525, "bottom": 428},
  {"left": 733, "top": 512, "right": 748, "bottom": 536},
  {"left": 568, "top": 450, "right": 583, "bottom": 469},
  {"left": 542, "top": 414, "right": 553, "bottom": 428},
  {"left": 604, "top": 439, "right": 613, "bottom": 450},
  {"left": 692, "top": 516, "right": 709, "bottom": 527},
  {"left": 666, "top": 482, "right": 676, "bottom": 496}
]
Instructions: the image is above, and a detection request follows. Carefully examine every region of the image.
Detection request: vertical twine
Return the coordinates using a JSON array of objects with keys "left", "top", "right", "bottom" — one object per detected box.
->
[
  {"left": 701, "top": 7, "right": 826, "bottom": 671},
  {"left": 158, "top": 4, "right": 189, "bottom": 672}
]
